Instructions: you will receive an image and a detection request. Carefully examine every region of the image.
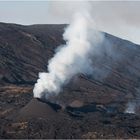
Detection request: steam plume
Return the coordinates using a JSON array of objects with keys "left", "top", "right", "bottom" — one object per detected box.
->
[
  {"left": 33, "top": 12, "right": 104, "bottom": 99},
  {"left": 125, "top": 101, "right": 136, "bottom": 114},
  {"left": 125, "top": 88, "right": 140, "bottom": 114}
]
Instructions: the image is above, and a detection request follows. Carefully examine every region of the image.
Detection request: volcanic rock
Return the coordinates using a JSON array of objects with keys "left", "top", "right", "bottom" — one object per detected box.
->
[
  {"left": 69, "top": 100, "right": 84, "bottom": 108},
  {"left": 0, "top": 22, "right": 140, "bottom": 138},
  {"left": 16, "top": 98, "right": 59, "bottom": 121}
]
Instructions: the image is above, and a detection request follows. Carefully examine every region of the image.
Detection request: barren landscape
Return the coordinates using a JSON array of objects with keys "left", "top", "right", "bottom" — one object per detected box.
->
[{"left": 0, "top": 22, "right": 140, "bottom": 138}]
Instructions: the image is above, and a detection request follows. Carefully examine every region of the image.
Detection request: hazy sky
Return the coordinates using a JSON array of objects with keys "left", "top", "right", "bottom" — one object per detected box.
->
[
  {"left": 0, "top": 1, "right": 50, "bottom": 25},
  {"left": 0, "top": 1, "right": 140, "bottom": 44}
]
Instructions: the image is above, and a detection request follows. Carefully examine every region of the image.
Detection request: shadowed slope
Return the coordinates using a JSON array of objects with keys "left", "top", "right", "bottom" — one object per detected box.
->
[{"left": 16, "top": 98, "right": 60, "bottom": 121}]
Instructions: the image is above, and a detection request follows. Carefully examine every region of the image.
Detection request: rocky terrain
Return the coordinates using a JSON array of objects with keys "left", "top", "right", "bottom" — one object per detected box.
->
[{"left": 0, "top": 22, "right": 140, "bottom": 138}]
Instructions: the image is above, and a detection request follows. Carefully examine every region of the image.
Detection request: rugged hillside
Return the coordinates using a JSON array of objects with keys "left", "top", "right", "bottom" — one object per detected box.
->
[
  {"left": 0, "top": 23, "right": 140, "bottom": 89},
  {"left": 0, "top": 23, "right": 65, "bottom": 84},
  {"left": 0, "top": 22, "right": 140, "bottom": 138},
  {"left": 0, "top": 22, "right": 140, "bottom": 103}
]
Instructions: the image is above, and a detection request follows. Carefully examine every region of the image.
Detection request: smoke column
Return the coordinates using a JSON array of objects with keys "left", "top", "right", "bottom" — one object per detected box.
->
[{"left": 33, "top": 12, "right": 104, "bottom": 99}]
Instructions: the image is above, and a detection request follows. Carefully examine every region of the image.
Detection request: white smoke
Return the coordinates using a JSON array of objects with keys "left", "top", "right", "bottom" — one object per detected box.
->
[
  {"left": 33, "top": 12, "right": 104, "bottom": 99},
  {"left": 47, "top": 1, "right": 140, "bottom": 45},
  {"left": 125, "top": 88, "right": 140, "bottom": 115},
  {"left": 125, "top": 101, "right": 136, "bottom": 114}
]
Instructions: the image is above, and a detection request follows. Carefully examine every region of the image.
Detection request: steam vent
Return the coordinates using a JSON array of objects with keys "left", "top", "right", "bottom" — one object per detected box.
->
[
  {"left": 12, "top": 96, "right": 140, "bottom": 139},
  {"left": 1, "top": 21, "right": 140, "bottom": 139}
]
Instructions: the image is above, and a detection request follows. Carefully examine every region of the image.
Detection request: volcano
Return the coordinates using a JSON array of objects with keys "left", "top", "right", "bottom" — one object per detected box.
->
[
  {"left": 0, "top": 22, "right": 140, "bottom": 138},
  {"left": 15, "top": 98, "right": 61, "bottom": 121}
]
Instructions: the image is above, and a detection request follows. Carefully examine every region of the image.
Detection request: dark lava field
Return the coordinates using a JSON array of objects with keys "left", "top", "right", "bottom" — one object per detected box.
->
[{"left": 0, "top": 22, "right": 140, "bottom": 138}]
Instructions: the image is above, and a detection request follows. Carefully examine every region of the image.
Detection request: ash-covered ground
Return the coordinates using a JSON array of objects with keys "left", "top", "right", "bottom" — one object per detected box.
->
[{"left": 0, "top": 23, "right": 140, "bottom": 138}]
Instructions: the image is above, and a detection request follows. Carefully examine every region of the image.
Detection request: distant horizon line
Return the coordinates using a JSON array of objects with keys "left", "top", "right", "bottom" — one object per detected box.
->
[
  {"left": 0, "top": 21, "right": 68, "bottom": 26},
  {"left": 0, "top": 21, "right": 139, "bottom": 46}
]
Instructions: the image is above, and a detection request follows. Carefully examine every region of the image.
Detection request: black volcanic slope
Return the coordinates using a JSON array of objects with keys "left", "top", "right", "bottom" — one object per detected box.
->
[
  {"left": 16, "top": 98, "right": 60, "bottom": 121},
  {"left": 0, "top": 23, "right": 65, "bottom": 84},
  {"left": 0, "top": 22, "right": 140, "bottom": 138}
]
